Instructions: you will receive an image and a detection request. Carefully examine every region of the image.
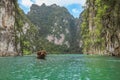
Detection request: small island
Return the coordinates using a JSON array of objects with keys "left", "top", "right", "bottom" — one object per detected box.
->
[{"left": 37, "top": 50, "right": 47, "bottom": 59}]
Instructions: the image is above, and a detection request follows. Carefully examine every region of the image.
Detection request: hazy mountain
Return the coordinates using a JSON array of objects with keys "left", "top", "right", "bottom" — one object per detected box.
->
[{"left": 27, "top": 4, "right": 81, "bottom": 53}]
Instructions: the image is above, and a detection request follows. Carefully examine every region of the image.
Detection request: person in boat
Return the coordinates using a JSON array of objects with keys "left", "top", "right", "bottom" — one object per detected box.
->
[{"left": 37, "top": 50, "right": 47, "bottom": 59}]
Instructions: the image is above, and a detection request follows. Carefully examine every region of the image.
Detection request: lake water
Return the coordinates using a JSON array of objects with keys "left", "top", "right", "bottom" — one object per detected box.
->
[{"left": 0, "top": 54, "right": 120, "bottom": 80}]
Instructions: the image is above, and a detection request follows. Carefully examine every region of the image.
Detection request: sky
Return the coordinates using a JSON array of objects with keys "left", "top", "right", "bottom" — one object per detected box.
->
[{"left": 18, "top": 0, "right": 86, "bottom": 18}]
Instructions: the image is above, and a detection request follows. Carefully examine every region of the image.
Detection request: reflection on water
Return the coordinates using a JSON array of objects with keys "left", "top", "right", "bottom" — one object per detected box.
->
[{"left": 0, "top": 54, "right": 120, "bottom": 80}]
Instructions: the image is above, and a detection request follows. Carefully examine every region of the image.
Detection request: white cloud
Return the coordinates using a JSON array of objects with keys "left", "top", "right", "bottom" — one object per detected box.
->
[
  {"left": 20, "top": 0, "right": 86, "bottom": 7},
  {"left": 21, "top": 0, "right": 33, "bottom": 7},
  {"left": 34, "top": 0, "right": 86, "bottom": 6},
  {"left": 72, "top": 9, "right": 80, "bottom": 13}
]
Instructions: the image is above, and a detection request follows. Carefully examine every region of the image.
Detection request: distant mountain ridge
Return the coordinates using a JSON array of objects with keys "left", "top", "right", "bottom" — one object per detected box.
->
[{"left": 27, "top": 3, "right": 81, "bottom": 53}]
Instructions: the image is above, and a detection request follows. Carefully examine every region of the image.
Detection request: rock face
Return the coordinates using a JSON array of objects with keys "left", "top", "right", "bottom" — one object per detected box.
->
[
  {"left": 0, "top": 0, "right": 18, "bottom": 56},
  {"left": 0, "top": 0, "right": 37, "bottom": 56},
  {"left": 80, "top": 0, "right": 120, "bottom": 56}
]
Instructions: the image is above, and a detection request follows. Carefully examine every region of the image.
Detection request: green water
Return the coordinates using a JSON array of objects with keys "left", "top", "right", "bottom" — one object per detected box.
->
[{"left": 0, "top": 54, "right": 120, "bottom": 80}]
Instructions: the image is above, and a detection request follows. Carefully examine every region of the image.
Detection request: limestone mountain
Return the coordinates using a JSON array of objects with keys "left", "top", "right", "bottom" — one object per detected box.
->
[
  {"left": 80, "top": 0, "right": 120, "bottom": 56},
  {"left": 0, "top": 0, "right": 37, "bottom": 56},
  {"left": 27, "top": 4, "right": 81, "bottom": 53}
]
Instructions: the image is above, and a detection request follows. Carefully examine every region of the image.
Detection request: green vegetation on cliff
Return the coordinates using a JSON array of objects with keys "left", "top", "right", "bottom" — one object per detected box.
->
[
  {"left": 80, "top": 0, "right": 120, "bottom": 55},
  {"left": 14, "top": 0, "right": 38, "bottom": 55}
]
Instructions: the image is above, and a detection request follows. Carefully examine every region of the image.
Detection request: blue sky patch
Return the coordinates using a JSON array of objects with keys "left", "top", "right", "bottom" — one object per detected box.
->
[{"left": 18, "top": 0, "right": 85, "bottom": 18}]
